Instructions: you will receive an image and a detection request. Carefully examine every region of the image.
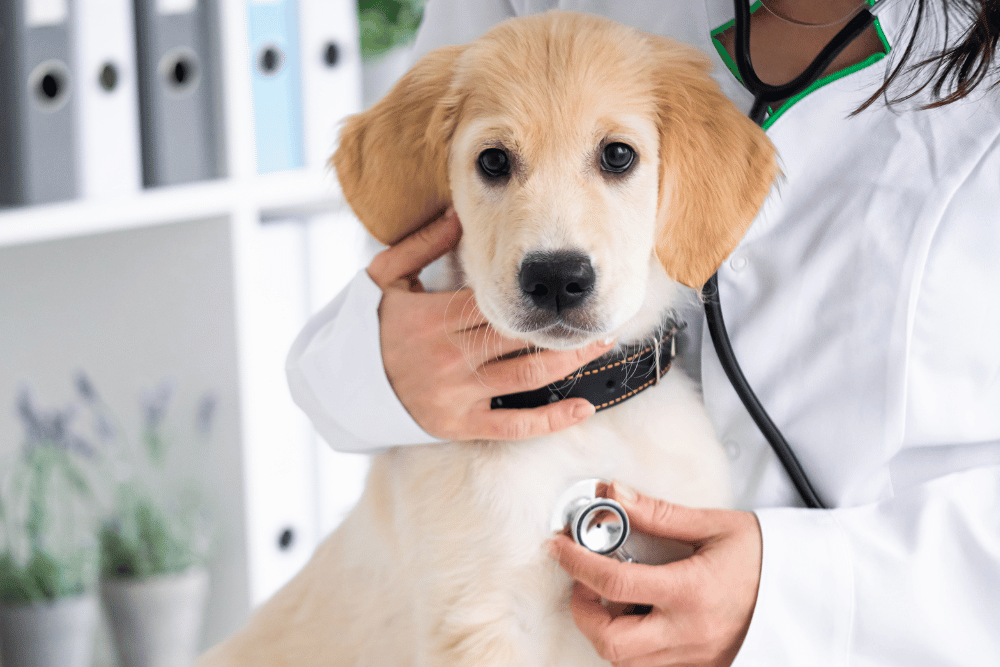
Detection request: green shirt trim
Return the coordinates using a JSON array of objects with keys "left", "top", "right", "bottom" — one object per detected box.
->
[{"left": 710, "top": 1, "right": 891, "bottom": 130}]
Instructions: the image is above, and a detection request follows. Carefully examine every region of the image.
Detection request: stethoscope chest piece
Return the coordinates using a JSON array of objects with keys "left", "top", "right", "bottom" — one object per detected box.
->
[{"left": 552, "top": 478, "right": 632, "bottom": 560}]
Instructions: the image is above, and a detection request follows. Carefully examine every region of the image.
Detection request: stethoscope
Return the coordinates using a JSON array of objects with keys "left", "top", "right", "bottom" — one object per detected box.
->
[
  {"left": 557, "top": 2, "right": 888, "bottom": 549},
  {"left": 552, "top": 479, "right": 694, "bottom": 564},
  {"left": 704, "top": 0, "right": 887, "bottom": 511}
]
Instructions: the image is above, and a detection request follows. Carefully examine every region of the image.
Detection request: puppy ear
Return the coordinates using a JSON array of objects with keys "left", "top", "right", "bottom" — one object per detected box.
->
[
  {"left": 650, "top": 39, "right": 778, "bottom": 289},
  {"left": 331, "top": 45, "right": 466, "bottom": 245}
]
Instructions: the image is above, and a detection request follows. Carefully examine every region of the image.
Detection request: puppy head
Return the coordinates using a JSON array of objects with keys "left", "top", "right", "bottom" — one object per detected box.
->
[{"left": 333, "top": 12, "right": 777, "bottom": 349}]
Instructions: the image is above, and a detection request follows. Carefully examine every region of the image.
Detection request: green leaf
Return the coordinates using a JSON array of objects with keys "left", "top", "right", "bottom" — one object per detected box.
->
[
  {"left": 99, "top": 525, "right": 140, "bottom": 578},
  {"left": 24, "top": 448, "right": 56, "bottom": 545},
  {"left": 0, "top": 553, "right": 37, "bottom": 605},
  {"left": 55, "top": 455, "right": 93, "bottom": 499},
  {"left": 0, "top": 549, "right": 90, "bottom": 604},
  {"left": 357, "top": 0, "right": 425, "bottom": 58},
  {"left": 26, "top": 549, "right": 62, "bottom": 599},
  {"left": 144, "top": 429, "right": 165, "bottom": 466},
  {"left": 101, "top": 493, "right": 200, "bottom": 580}
]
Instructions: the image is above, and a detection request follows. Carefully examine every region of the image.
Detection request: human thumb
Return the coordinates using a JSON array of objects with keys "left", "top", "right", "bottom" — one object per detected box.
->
[
  {"left": 367, "top": 207, "right": 461, "bottom": 289},
  {"left": 605, "top": 480, "right": 721, "bottom": 545}
]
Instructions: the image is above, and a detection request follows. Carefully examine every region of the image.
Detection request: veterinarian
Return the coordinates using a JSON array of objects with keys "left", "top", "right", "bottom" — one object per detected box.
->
[{"left": 287, "top": 0, "right": 1000, "bottom": 664}]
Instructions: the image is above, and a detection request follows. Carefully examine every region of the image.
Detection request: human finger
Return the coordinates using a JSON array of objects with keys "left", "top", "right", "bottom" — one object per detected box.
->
[
  {"left": 611, "top": 647, "right": 683, "bottom": 667},
  {"left": 438, "top": 289, "right": 490, "bottom": 331},
  {"left": 419, "top": 293, "right": 534, "bottom": 368},
  {"left": 452, "top": 325, "right": 536, "bottom": 367},
  {"left": 399, "top": 288, "right": 490, "bottom": 333},
  {"left": 570, "top": 583, "right": 689, "bottom": 666},
  {"left": 462, "top": 398, "right": 596, "bottom": 441},
  {"left": 568, "top": 582, "right": 618, "bottom": 658},
  {"left": 476, "top": 339, "right": 615, "bottom": 396},
  {"left": 548, "top": 534, "right": 670, "bottom": 607},
  {"left": 366, "top": 207, "right": 461, "bottom": 289},
  {"left": 604, "top": 481, "right": 724, "bottom": 544},
  {"left": 613, "top": 642, "right": 744, "bottom": 667}
]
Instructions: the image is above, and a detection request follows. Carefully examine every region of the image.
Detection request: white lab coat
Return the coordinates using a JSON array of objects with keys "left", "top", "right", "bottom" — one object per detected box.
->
[{"left": 286, "top": 0, "right": 1000, "bottom": 663}]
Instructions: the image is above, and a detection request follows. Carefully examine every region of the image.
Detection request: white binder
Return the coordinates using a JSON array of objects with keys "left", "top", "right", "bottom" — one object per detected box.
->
[
  {"left": 241, "top": 216, "right": 318, "bottom": 605},
  {"left": 0, "top": 0, "right": 79, "bottom": 206},
  {"left": 297, "top": 0, "right": 362, "bottom": 173},
  {"left": 73, "top": 0, "right": 142, "bottom": 199}
]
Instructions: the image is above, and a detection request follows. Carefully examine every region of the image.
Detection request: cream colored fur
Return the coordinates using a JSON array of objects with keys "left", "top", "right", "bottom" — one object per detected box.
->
[{"left": 198, "top": 11, "right": 776, "bottom": 667}]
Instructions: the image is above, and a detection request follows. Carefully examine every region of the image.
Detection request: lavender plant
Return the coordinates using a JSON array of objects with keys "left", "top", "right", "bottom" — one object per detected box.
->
[
  {"left": 75, "top": 375, "right": 216, "bottom": 580},
  {"left": 0, "top": 389, "right": 101, "bottom": 605}
]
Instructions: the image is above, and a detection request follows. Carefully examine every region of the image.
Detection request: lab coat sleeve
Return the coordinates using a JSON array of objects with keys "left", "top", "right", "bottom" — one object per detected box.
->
[
  {"left": 285, "top": 269, "right": 442, "bottom": 452},
  {"left": 734, "top": 464, "right": 1000, "bottom": 665}
]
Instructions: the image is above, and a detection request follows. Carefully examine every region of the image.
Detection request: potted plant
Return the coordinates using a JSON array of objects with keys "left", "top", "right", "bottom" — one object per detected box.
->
[
  {"left": 357, "top": 0, "right": 427, "bottom": 107},
  {"left": 74, "top": 374, "right": 216, "bottom": 667},
  {"left": 0, "top": 389, "right": 101, "bottom": 667}
]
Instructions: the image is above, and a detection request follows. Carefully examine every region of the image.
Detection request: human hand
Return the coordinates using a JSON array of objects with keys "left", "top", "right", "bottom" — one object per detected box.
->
[
  {"left": 549, "top": 481, "right": 762, "bottom": 667},
  {"left": 366, "top": 207, "right": 615, "bottom": 441}
]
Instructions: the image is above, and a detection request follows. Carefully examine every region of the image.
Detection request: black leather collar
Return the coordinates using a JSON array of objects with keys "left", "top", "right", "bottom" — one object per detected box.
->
[{"left": 490, "top": 325, "right": 679, "bottom": 413}]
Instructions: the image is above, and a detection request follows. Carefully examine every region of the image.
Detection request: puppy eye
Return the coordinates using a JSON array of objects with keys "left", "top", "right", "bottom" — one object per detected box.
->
[
  {"left": 601, "top": 143, "right": 635, "bottom": 174},
  {"left": 478, "top": 148, "right": 511, "bottom": 178}
]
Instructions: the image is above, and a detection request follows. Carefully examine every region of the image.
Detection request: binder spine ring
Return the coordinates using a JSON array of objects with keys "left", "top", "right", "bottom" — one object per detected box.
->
[
  {"left": 322, "top": 42, "right": 339, "bottom": 68},
  {"left": 157, "top": 46, "right": 202, "bottom": 97},
  {"left": 28, "top": 59, "right": 73, "bottom": 112},
  {"left": 98, "top": 63, "right": 120, "bottom": 92},
  {"left": 256, "top": 44, "right": 286, "bottom": 77}
]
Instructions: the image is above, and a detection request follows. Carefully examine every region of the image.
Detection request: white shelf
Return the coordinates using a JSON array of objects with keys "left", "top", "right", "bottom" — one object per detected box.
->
[
  {"left": 0, "top": 169, "right": 349, "bottom": 248},
  {"left": 0, "top": 0, "right": 372, "bottom": 660}
]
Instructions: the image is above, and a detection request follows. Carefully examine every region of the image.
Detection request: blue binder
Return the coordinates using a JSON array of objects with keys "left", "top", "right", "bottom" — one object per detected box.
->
[{"left": 247, "top": 0, "right": 305, "bottom": 173}]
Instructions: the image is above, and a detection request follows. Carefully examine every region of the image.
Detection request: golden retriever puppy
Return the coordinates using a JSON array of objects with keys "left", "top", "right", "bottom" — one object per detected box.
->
[{"left": 198, "top": 11, "right": 776, "bottom": 667}]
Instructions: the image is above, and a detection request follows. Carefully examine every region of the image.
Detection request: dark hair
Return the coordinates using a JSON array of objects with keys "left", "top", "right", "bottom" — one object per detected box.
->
[{"left": 860, "top": 0, "right": 1000, "bottom": 110}]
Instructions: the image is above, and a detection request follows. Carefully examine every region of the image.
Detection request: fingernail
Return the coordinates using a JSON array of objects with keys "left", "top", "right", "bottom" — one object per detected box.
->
[
  {"left": 601, "top": 337, "right": 615, "bottom": 346},
  {"left": 545, "top": 539, "right": 560, "bottom": 559},
  {"left": 609, "top": 480, "right": 637, "bottom": 505},
  {"left": 572, "top": 402, "right": 596, "bottom": 420}
]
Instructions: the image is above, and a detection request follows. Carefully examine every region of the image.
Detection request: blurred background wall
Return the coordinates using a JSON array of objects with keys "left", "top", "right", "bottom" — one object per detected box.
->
[{"left": 0, "top": 1, "right": 425, "bottom": 664}]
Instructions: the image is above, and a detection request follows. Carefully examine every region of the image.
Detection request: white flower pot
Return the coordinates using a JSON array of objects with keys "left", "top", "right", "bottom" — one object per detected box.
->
[
  {"left": 100, "top": 567, "right": 209, "bottom": 667},
  {"left": 0, "top": 594, "right": 98, "bottom": 667}
]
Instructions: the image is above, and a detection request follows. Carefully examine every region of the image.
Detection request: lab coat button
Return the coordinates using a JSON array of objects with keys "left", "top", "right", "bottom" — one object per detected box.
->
[
  {"left": 723, "top": 440, "right": 741, "bottom": 459},
  {"left": 729, "top": 255, "right": 748, "bottom": 272}
]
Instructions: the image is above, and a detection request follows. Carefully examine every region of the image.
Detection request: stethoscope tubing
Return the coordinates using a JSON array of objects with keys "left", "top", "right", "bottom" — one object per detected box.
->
[
  {"left": 735, "top": 2, "right": 879, "bottom": 124},
  {"left": 703, "top": 275, "right": 827, "bottom": 509},
  {"left": 706, "top": 1, "right": 883, "bottom": 509}
]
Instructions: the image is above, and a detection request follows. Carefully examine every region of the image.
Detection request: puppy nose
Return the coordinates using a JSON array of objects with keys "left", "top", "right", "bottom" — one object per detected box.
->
[{"left": 518, "top": 251, "right": 595, "bottom": 313}]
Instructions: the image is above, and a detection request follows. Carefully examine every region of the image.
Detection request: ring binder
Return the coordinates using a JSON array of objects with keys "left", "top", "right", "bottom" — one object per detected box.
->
[
  {"left": 247, "top": 0, "right": 304, "bottom": 173},
  {"left": 74, "top": 0, "right": 143, "bottom": 199},
  {"left": 0, "top": 0, "right": 79, "bottom": 206},
  {"left": 298, "top": 0, "right": 362, "bottom": 172},
  {"left": 134, "top": 0, "right": 222, "bottom": 187}
]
